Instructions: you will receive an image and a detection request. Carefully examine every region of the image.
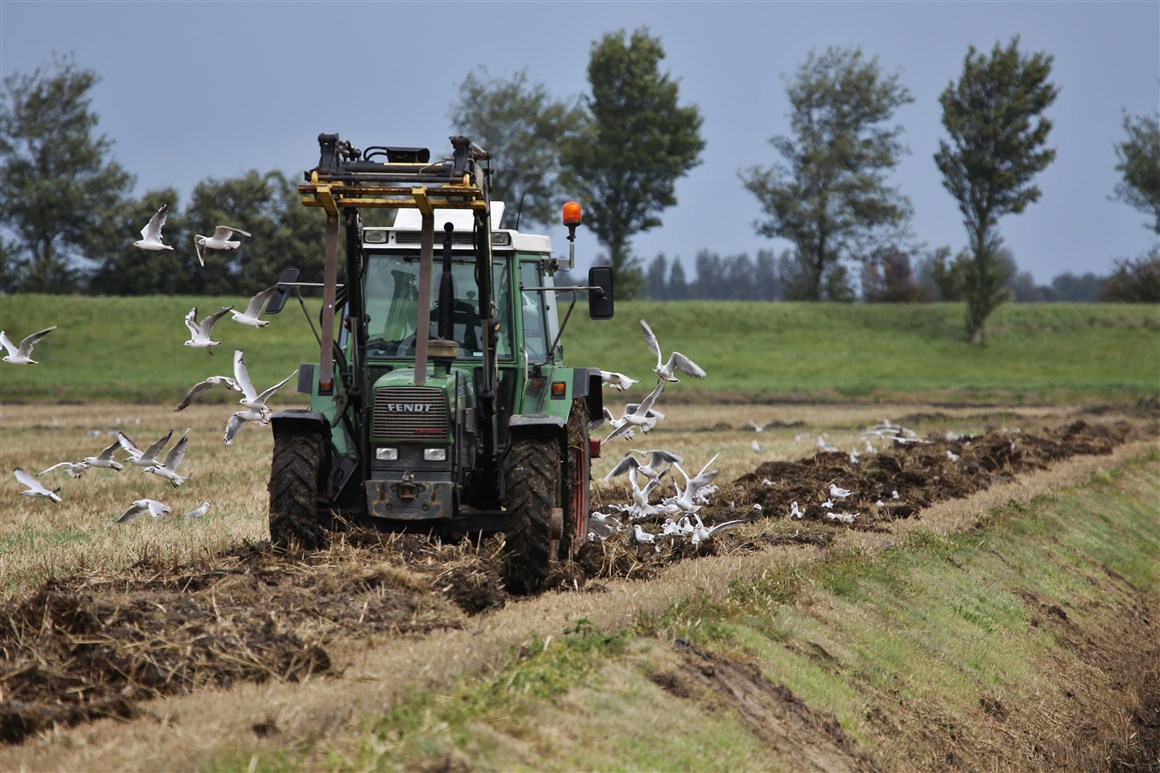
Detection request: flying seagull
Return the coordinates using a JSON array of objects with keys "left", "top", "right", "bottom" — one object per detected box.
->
[
  {"left": 229, "top": 285, "right": 278, "bottom": 328},
  {"left": 15, "top": 468, "right": 62, "bottom": 503},
  {"left": 223, "top": 408, "right": 270, "bottom": 444},
  {"left": 233, "top": 350, "right": 297, "bottom": 413},
  {"left": 603, "top": 448, "right": 682, "bottom": 484},
  {"left": 605, "top": 380, "right": 665, "bottom": 442},
  {"left": 117, "top": 429, "right": 174, "bottom": 469},
  {"left": 1, "top": 326, "right": 56, "bottom": 365},
  {"left": 183, "top": 306, "right": 234, "bottom": 354},
  {"left": 114, "top": 498, "right": 171, "bottom": 524},
  {"left": 194, "top": 225, "right": 251, "bottom": 267},
  {"left": 599, "top": 370, "right": 639, "bottom": 391},
  {"left": 691, "top": 516, "right": 751, "bottom": 546},
  {"left": 37, "top": 461, "right": 89, "bottom": 479},
  {"left": 173, "top": 375, "right": 242, "bottom": 412},
  {"left": 144, "top": 428, "right": 190, "bottom": 487},
  {"left": 640, "top": 319, "right": 706, "bottom": 383},
  {"left": 134, "top": 203, "right": 174, "bottom": 251}
]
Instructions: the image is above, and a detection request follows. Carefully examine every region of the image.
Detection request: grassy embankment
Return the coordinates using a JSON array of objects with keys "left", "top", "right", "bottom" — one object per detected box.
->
[
  {"left": 217, "top": 452, "right": 1159, "bottom": 772},
  {"left": 0, "top": 295, "right": 1157, "bottom": 404}
]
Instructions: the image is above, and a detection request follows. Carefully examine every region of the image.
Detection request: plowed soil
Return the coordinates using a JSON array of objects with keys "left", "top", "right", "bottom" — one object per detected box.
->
[{"left": 2, "top": 411, "right": 1157, "bottom": 755}]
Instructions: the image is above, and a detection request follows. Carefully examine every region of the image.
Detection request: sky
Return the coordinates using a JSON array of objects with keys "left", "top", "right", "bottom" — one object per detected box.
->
[{"left": 2, "top": 1, "right": 1157, "bottom": 286}]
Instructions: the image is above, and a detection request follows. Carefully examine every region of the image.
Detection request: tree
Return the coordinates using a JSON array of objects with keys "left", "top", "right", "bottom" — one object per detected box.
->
[
  {"left": 740, "top": 46, "right": 914, "bottom": 302},
  {"left": 668, "top": 259, "right": 689, "bottom": 300},
  {"left": 561, "top": 28, "right": 704, "bottom": 300},
  {"left": 449, "top": 68, "right": 586, "bottom": 231},
  {"left": 1113, "top": 111, "right": 1160, "bottom": 234},
  {"left": 935, "top": 37, "right": 1058, "bottom": 342},
  {"left": 0, "top": 54, "right": 135, "bottom": 293},
  {"left": 1100, "top": 250, "right": 1160, "bottom": 302},
  {"left": 645, "top": 253, "right": 668, "bottom": 300}
]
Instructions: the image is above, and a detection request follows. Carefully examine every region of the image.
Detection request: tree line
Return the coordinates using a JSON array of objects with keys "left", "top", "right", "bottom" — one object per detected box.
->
[{"left": 3, "top": 31, "right": 1158, "bottom": 340}]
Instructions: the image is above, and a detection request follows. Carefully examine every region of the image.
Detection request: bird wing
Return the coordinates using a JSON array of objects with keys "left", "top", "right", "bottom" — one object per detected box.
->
[
  {"left": 0, "top": 331, "right": 17, "bottom": 356},
  {"left": 174, "top": 377, "right": 228, "bottom": 412},
  {"left": 162, "top": 430, "right": 190, "bottom": 471},
  {"left": 18, "top": 326, "right": 56, "bottom": 356},
  {"left": 639, "top": 319, "right": 663, "bottom": 367},
  {"left": 36, "top": 462, "right": 73, "bottom": 477},
  {"left": 233, "top": 350, "right": 258, "bottom": 401},
  {"left": 244, "top": 286, "right": 276, "bottom": 317},
  {"left": 213, "top": 225, "right": 250, "bottom": 239},
  {"left": 141, "top": 430, "right": 174, "bottom": 462},
  {"left": 116, "top": 431, "right": 143, "bottom": 458},
  {"left": 256, "top": 369, "right": 298, "bottom": 403},
  {"left": 115, "top": 501, "right": 147, "bottom": 523},
  {"left": 667, "top": 351, "right": 706, "bottom": 378},
  {"left": 223, "top": 412, "right": 244, "bottom": 444},
  {"left": 603, "top": 455, "right": 640, "bottom": 481},
  {"left": 95, "top": 438, "right": 122, "bottom": 461},
  {"left": 636, "top": 380, "right": 666, "bottom": 414},
  {"left": 707, "top": 517, "right": 751, "bottom": 536},
  {"left": 141, "top": 204, "right": 168, "bottom": 241},
  {"left": 193, "top": 235, "right": 205, "bottom": 266},
  {"left": 185, "top": 307, "right": 201, "bottom": 337},
  {"left": 696, "top": 451, "right": 722, "bottom": 478},
  {"left": 200, "top": 305, "right": 234, "bottom": 335},
  {"left": 146, "top": 499, "right": 171, "bottom": 517}
]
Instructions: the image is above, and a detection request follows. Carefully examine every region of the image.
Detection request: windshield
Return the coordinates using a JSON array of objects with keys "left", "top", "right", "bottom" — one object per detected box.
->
[{"left": 364, "top": 253, "right": 512, "bottom": 359}]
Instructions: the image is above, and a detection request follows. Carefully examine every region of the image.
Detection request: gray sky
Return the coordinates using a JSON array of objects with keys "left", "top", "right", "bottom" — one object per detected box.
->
[{"left": 2, "top": 1, "right": 1157, "bottom": 285}]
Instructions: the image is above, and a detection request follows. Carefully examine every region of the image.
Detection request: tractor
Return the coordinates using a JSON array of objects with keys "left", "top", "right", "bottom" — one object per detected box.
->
[{"left": 264, "top": 133, "right": 614, "bottom": 592}]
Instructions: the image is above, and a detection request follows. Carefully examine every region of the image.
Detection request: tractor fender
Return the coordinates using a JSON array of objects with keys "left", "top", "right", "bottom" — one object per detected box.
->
[
  {"left": 269, "top": 409, "right": 329, "bottom": 441},
  {"left": 572, "top": 368, "right": 604, "bottom": 424},
  {"left": 508, "top": 413, "right": 566, "bottom": 441}
]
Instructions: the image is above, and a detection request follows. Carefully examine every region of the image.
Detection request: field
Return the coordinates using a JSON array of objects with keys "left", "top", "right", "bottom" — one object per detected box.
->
[{"left": 0, "top": 299, "right": 1158, "bottom": 770}]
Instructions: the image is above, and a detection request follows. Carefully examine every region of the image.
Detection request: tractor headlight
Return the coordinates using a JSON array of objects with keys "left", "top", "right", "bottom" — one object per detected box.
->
[
  {"left": 375, "top": 447, "right": 398, "bottom": 461},
  {"left": 423, "top": 448, "right": 447, "bottom": 461}
]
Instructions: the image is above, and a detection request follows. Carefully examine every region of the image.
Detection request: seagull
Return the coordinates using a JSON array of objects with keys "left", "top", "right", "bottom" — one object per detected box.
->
[
  {"left": 183, "top": 501, "right": 211, "bottom": 519},
  {"left": 229, "top": 285, "right": 278, "bottom": 328},
  {"left": 183, "top": 306, "right": 234, "bottom": 354},
  {"left": 118, "top": 429, "right": 174, "bottom": 468},
  {"left": 790, "top": 501, "right": 805, "bottom": 519},
  {"left": 751, "top": 439, "right": 763, "bottom": 453},
  {"left": 194, "top": 225, "right": 251, "bottom": 267},
  {"left": 604, "top": 449, "right": 682, "bottom": 484},
  {"left": 671, "top": 452, "right": 721, "bottom": 503},
  {"left": 1, "top": 326, "right": 56, "bottom": 365},
  {"left": 605, "top": 380, "right": 665, "bottom": 442},
  {"left": 829, "top": 483, "right": 852, "bottom": 499},
  {"left": 114, "top": 498, "right": 171, "bottom": 524},
  {"left": 173, "top": 375, "right": 242, "bottom": 412},
  {"left": 224, "top": 409, "right": 270, "bottom": 444},
  {"left": 37, "top": 461, "right": 89, "bottom": 479},
  {"left": 80, "top": 438, "right": 126, "bottom": 470},
  {"left": 233, "top": 350, "right": 297, "bottom": 413},
  {"left": 824, "top": 511, "right": 858, "bottom": 524},
  {"left": 133, "top": 203, "right": 174, "bottom": 251},
  {"left": 599, "top": 370, "right": 639, "bottom": 391},
  {"left": 589, "top": 511, "right": 623, "bottom": 539},
  {"left": 691, "top": 517, "right": 750, "bottom": 546},
  {"left": 632, "top": 523, "right": 658, "bottom": 544},
  {"left": 144, "top": 429, "right": 190, "bottom": 487},
  {"left": 741, "top": 420, "right": 766, "bottom": 432},
  {"left": 821, "top": 498, "right": 834, "bottom": 509},
  {"left": 15, "top": 468, "right": 62, "bottom": 502},
  {"left": 640, "top": 319, "right": 706, "bottom": 382}
]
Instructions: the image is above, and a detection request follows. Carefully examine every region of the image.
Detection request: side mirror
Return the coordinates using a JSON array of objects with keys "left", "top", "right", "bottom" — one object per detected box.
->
[
  {"left": 265, "top": 268, "right": 300, "bottom": 315},
  {"left": 588, "top": 266, "right": 614, "bottom": 320}
]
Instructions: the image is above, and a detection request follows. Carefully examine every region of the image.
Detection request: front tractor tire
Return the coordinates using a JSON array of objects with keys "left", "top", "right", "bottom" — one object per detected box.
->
[
  {"left": 503, "top": 436, "right": 562, "bottom": 594},
  {"left": 268, "top": 428, "right": 327, "bottom": 550}
]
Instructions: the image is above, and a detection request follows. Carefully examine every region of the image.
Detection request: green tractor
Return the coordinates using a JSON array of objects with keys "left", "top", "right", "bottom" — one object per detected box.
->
[{"left": 265, "top": 134, "right": 614, "bottom": 592}]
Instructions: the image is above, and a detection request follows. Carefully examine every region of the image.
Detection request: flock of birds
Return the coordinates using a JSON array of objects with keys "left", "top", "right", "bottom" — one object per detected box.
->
[{"left": 4, "top": 205, "right": 295, "bottom": 525}]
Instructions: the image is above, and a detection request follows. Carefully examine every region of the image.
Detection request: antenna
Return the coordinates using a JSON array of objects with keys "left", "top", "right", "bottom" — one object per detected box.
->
[{"left": 514, "top": 189, "right": 527, "bottom": 232}]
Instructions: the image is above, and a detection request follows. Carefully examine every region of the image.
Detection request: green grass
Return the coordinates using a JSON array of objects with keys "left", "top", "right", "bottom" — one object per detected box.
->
[
  {"left": 209, "top": 450, "right": 1158, "bottom": 772},
  {"left": 1, "top": 296, "right": 1157, "bottom": 403}
]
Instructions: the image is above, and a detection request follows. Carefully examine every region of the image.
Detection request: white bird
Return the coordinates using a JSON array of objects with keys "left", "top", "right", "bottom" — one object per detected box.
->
[
  {"left": 604, "top": 448, "right": 682, "bottom": 483},
  {"left": 821, "top": 498, "right": 834, "bottom": 509},
  {"left": 224, "top": 409, "right": 270, "bottom": 444},
  {"left": 599, "top": 370, "right": 639, "bottom": 391},
  {"left": 233, "top": 350, "right": 297, "bottom": 413},
  {"left": 671, "top": 452, "right": 721, "bottom": 501},
  {"left": 751, "top": 439, "right": 763, "bottom": 453},
  {"left": 825, "top": 511, "right": 858, "bottom": 524},
  {"left": 829, "top": 483, "right": 852, "bottom": 499},
  {"left": 790, "top": 501, "right": 805, "bottom": 519},
  {"left": 183, "top": 306, "right": 234, "bottom": 353},
  {"left": 114, "top": 498, "right": 171, "bottom": 524},
  {"left": 133, "top": 203, "right": 174, "bottom": 251},
  {"left": 37, "top": 461, "right": 89, "bottom": 479},
  {"left": 817, "top": 435, "right": 839, "bottom": 453},
  {"left": 14, "top": 468, "right": 62, "bottom": 503},
  {"left": 1, "top": 326, "right": 56, "bottom": 365},
  {"left": 741, "top": 420, "right": 765, "bottom": 432},
  {"left": 632, "top": 523, "right": 658, "bottom": 544},
  {"left": 605, "top": 380, "right": 665, "bottom": 442},
  {"left": 589, "top": 511, "right": 623, "bottom": 539},
  {"left": 194, "top": 225, "right": 251, "bottom": 267},
  {"left": 691, "top": 517, "right": 750, "bottom": 546},
  {"left": 173, "top": 375, "right": 242, "bottom": 412},
  {"left": 229, "top": 285, "right": 278, "bottom": 328},
  {"left": 640, "top": 319, "right": 706, "bottom": 382},
  {"left": 117, "top": 429, "right": 174, "bottom": 468},
  {"left": 184, "top": 501, "right": 211, "bottom": 519},
  {"left": 947, "top": 450, "right": 960, "bottom": 461},
  {"left": 80, "top": 438, "right": 126, "bottom": 470},
  {"left": 144, "top": 429, "right": 190, "bottom": 487}
]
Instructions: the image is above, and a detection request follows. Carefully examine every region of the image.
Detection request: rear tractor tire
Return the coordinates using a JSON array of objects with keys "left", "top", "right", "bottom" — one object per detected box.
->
[
  {"left": 502, "top": 436, "right": 562, "bottom": 594},
  {"left": 268, "top": 429, "right": 327, "bottom": 550}
]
